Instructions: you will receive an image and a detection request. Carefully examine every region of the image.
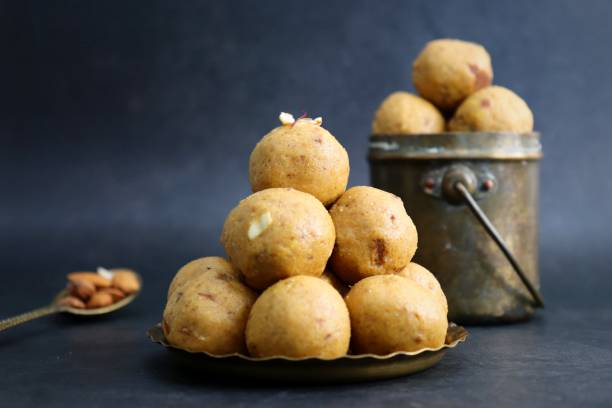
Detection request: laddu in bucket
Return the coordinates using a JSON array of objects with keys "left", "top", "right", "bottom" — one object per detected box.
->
[{"left": 370, "top": 38, "right": 542, "bottom": 324}]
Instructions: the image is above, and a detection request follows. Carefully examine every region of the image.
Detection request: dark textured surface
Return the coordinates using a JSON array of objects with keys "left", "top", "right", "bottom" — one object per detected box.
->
[
  {"left": 2, "top": 306, "right": 611, "bottom": 407},
  {"left": 1, "top": 0, "right": 612, "bottom": 406}
]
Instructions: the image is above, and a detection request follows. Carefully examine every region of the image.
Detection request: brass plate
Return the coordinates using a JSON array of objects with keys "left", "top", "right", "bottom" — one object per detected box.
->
[{"left": 147, "top": 323, "right": 468, "bottom": 383}]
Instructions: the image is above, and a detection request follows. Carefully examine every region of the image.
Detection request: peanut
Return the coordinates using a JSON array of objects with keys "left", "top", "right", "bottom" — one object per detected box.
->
[
  {"left": 248, "top": 212, "right": 272, "bottom": 240},
  {"left": 279, "top": 112, "right": 295, "bottom": 125},
  {"left": 69, "top": 279, "right": 96, "bottom": 300},
  {"left": 58, "top": 296, "right": 86, "bottom": 309},
  {"left": 87, "top": 291, "right": 114, "bottom": 308},
  {"left": 100, "top": 287, "right": 126, "bottom": 302},
  {"left": 67, "top": 272, "right": 111, "bottom": 288},
  {"left": 111, "top": 269, "right": 140, "bottom": 294}
]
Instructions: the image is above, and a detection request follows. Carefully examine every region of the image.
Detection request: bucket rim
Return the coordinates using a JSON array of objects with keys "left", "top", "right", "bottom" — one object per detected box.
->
[{"left": 368, "top": 132, "right": 542, "bottom": 160}]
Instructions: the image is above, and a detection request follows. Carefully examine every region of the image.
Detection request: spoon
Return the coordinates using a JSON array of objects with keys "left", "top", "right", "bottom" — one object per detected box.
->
[{"left": 0, "top": 272, "right": 141, "bottom": 332}]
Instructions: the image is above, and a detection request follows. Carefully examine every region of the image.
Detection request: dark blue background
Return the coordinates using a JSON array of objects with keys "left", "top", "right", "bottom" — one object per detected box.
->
[
  {"left": 1, "top": 1, "right": 611, "bottom": 406},
  {"left": 3, "top": 0, "right": 611, "bottom": 306}
]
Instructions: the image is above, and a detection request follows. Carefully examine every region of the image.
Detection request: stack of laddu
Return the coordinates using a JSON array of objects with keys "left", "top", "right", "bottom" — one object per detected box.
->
[
  {"left": 161, "top": 109, "right": 449, "bottom": 358},
  {"left": 372, "top": 38, "right": 534, "bottom": 135}
]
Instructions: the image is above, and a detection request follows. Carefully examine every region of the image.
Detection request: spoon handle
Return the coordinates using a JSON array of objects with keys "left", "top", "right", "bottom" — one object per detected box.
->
[{"left": 0, "top": 305, "right": 61, "bottom": 332}]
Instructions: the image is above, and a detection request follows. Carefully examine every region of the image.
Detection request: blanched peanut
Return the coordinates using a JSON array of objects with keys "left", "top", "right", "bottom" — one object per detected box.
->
[
  {"left": 100, "top": 287, "right": 126, "bottom": 302},
  {"left": 69, "top": 279, "right": 96, "bottom": 300},
  {"left": 67, "top": 272, "right": 111, "bottom": 288},
  {"left": 58, "top": 296, "right": 86, "bottom": 309},
  {"left": 87, "top": 292, "right": 114, "bottom": 308},
  {"left": 111, "top": 269, "right": 140, "bottom": 294}
]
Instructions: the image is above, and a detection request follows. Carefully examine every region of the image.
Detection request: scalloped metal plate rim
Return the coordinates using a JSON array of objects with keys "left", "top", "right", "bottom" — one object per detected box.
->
[{"left": 147, "top": 322, "right": 468, "bottom": 362}]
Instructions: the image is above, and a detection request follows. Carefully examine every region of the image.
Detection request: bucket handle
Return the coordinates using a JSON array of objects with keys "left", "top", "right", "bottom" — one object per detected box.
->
[{"left": 441, "top": 165, "right": 544, "bottom": 308}]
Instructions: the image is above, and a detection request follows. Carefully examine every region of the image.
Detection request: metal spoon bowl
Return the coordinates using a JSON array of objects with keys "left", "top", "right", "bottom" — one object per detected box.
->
[{"left": 0, "top": 272, "right": 142, "bottom": 331}]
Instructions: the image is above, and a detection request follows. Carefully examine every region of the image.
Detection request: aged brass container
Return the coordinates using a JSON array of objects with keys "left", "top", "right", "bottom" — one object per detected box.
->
[{"left": 369, "top": 132, "right": 542, "bottom": 324}]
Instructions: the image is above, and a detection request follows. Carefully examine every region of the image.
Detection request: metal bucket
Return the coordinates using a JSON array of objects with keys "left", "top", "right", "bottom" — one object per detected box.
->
[{"left": 368, "top": 132, "right": 543, "bottom": 324}]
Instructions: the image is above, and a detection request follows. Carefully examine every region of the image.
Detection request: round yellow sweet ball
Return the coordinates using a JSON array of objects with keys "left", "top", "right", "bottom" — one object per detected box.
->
[
  {"left": 396, "top": 262, "right": 448, "bottom": 314},
  {"left": 448, "top": 85, "right": 534, "bottom": 133},
  {"left": 345, "top": 275, "right": 448, "bottom": 354},
  {"left": 371, "top": 92, "right": 445, "bottom": 135},
  {"left": 167, "top": 256, "right": 239, "bottom": 299},
  {"left": 413, "top": 38, "right": 493, "bottom": 110},
  {"left": 221, "top": 188, "right": 335, "bottom": 290},
  {"left": 329, "top": 186, "right": 418, "bottom": 285},
  {"left": 162, "top": 264, "right": 257, "bottom": 355},
  {"left": 249, "top": 116, "right": 349, "bottom": 206},
  {"left": 245, "top": 276, "right": 351, "bottom": 358}
]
